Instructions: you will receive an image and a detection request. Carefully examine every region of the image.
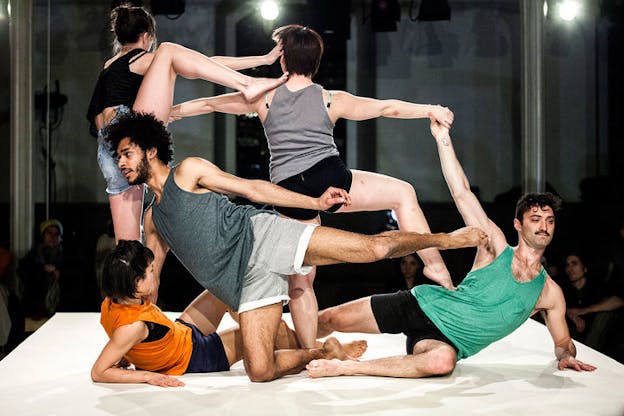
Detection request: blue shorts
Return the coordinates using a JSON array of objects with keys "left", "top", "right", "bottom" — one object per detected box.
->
[
  {"left": 96, "top": 105, "right": 132, "bottom": 195},
  {"left": 177, "top": 319, "right": 231, "bottom": 373}
]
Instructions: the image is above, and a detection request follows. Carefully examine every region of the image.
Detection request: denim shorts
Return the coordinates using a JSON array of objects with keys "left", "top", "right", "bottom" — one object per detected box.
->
[{"left": 96, "top": 105, "right": 131, "bottom": 195}]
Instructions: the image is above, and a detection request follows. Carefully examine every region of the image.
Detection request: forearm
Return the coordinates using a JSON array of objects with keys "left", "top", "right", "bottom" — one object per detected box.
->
[
  {"left": 92, "top": 366, "right": 153, "bottom": 384},
  {"left": 244, "top": 180, "right": 319, "bottom": 210},
  {"left": 435, "top": 134, "right": 471, "bottom": 200},
  {"left": 581, "top": 296, "right": 624, "bottom": 314},
  {"left": 381, "top": 100, "right": 439, "bottom": 119},
  {"left": 171, "top": 99, "right": 214, "bottom": 118},
  {"left": 211, "top": 55, "right": 270, "bottom": 70}
]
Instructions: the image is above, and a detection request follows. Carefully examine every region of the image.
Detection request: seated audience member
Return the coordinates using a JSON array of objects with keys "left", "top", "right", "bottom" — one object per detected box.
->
[
  {"left": 386, "top": 254, "right": 428, "bottom": 292},
  {"left": 560, "top": 253, "right": 607, "bottom": 342},
  {"left": 17, "top": 220, "right": 64, "bottom": 320}
]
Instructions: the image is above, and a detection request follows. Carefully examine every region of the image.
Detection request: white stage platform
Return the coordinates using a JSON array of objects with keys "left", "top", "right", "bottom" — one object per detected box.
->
[{"left": 1, "top": 312, "right": 622, "bottom": 416}]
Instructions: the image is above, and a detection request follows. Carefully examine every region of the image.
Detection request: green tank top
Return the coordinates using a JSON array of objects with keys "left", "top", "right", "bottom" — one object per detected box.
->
[{"left": 412, "top": 246, "right": 545, "bottom": 359}]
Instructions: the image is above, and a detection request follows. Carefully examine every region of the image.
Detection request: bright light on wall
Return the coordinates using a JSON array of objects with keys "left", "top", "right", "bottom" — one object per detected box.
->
[
  {"left": 557, "top": 0, "right": 582, "bottom": 21},
  {"left": 260, "top": 1, "right": 279, "bottom": 21}
]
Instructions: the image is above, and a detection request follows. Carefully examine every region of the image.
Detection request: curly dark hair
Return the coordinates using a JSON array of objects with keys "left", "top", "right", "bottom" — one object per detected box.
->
[
  {"left": 515, "top": 192, "right": 562, "bottom": 221},
  {"left": 106, "top": 111, "right": 174, "bottom": 165},
  {"left": 272, "top": 24, "right": 323, "bottom": 77}
]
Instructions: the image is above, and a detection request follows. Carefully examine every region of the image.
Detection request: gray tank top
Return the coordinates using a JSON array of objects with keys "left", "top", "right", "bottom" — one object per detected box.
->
[
  {"left": 151, "top": 167, "right": 263, "bottom": 310},
  {"left": 263, "top": 84, "right": 339, "bottom": 183}
]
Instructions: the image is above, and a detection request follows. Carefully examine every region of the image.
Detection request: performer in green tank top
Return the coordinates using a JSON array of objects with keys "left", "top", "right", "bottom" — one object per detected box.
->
[{"left": 307, "top": 117, "right": 596, "bottom": 379}]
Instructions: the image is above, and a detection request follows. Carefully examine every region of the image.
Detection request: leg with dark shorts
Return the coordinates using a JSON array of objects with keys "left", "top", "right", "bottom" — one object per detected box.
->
[
  {"left": 308, "top": 291, "right": 458, "bottom": 379},
  {"left": 275, "top": 156, "right": 352, "bottom": 220}
]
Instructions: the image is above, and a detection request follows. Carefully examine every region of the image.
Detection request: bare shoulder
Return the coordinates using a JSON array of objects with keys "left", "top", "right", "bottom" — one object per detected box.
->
[
  {"left": 535, "top": 275, "right": 564, "bottom": 311},
  {"left": 131, "top": 51, "right": 154, "bottom": 75}
]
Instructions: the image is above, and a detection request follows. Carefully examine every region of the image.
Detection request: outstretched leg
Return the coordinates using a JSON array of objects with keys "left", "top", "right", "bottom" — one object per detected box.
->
[
  {"left": 303, "top": 225, "right": 486, "bottom": 267},
  {"left": 307, "top": 339, "right": 457, "bottom": 378},
  {"left": 133, "top": 42, "right": 286, "bottom": 123},
  {"left": 336, "top": 170, "right": 453, "bottom": 289}
]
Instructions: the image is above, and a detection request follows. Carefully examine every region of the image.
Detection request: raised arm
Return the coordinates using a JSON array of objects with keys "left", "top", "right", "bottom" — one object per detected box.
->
[
  {"left": 175, "top": 157, "right": 351, "bottom": 211},
  {"left": 328, "top": 90, "right": 453, "bottom": 128},
  {"left": 211, "top": 45, "right": 281, "bottom": 70},
  {"left": 429, "top": 119, "right": 507, "bottom": 256},
  {"left": 91, "top": 322, "right": 184, "bottom": 387},
  {"left": 540, "top": 278, "right": 596, "bottom": 372}
]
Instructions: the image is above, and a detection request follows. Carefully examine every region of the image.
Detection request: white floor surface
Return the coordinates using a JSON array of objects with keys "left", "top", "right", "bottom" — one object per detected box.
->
[{"left": 0, "top": 312, "right": 623, "bottom": 416}]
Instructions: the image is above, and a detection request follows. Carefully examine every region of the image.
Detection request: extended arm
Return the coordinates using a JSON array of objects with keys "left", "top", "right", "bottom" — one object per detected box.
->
[
  {"left": 541, "top": 279, "right": 596, "bottom": 371},
  {"left": 175, "top": 157, "right": 351, "bottom": 211},
  {"left": 91, "top": 322, "right": 184, "bottom": 387},
  {"left": 211, "top": 45, "right": 281, "bottom": 70},
  {"left": 329, "top": 90, "right": 454, "bottom": 127},
  {"left": 428, "top": 119, "right": 506, "bottom": 254},
  {"left": 170, "top": 92, "right": 255, "bottom": 121}
]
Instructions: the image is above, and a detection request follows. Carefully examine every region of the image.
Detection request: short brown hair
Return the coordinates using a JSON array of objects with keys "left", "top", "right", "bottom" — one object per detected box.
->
[
  {"left": 515, "top": 192, "right": 562, "bottom": 221},
  {"left": 272, "top": 24, "right": 323, "bottom": 77}
]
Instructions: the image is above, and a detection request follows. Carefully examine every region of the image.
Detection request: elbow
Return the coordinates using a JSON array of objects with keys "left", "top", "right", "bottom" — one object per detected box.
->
[{"left": 91, "top": 368, "right": 102, "bottom": 383}]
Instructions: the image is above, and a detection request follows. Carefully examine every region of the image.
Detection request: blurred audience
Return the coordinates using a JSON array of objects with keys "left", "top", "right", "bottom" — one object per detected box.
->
[{"left": 17, "top": 220, "right": 64, "bottom": 320}]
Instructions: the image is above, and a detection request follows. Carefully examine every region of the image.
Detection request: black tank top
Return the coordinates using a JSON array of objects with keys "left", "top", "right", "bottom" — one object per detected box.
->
[{"left": 86, "top": 48, "right": 146, "bottom": 137}]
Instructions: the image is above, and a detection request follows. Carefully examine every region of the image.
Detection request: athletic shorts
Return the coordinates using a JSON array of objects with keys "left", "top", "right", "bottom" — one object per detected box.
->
[
  {"left": 177, "top": 319, "right": 230, "bottom": 373},
  {"left": 238, "top": 213, "right": 317, "bottom": 313},
  {"left": 275, "top": 156, "right": 353, "bottom": 220},
  {"left": 96, "top": 105, "right": 132, "bottom": 195},
  {"left": 370, "top": 290, "right": 458, "bottom": 355}
]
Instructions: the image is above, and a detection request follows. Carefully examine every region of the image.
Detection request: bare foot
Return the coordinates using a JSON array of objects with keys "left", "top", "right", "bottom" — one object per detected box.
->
[
  {"left": 342, "top": 340, "right": 368, "bottom": 359},
  {"left": 422, "top": 266, "right": 455, "bottom": 290},
  {"left": 242, "top": 73, "right": 289, "bottom": 102},
  {"left": 446, "top": 226, "right": 488, "bottom": 249},
  {"left": 321, "top": 337, "right": 352, "bottom": 360},
  {"left": 306, "top": 359, "right": 349, "bottom": 378}
]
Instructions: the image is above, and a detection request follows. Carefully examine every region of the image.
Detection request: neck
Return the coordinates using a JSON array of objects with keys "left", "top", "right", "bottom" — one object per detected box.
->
[
  {"left": 285, "top": 74, "right": 313, "bottom": 89},
  {"left": 570, "top": 276, "right": 587, "bottom": 289},
  {"left": 514, "top": 243, "right": 545, "bottom": 268},
  {"left": 119, "top": 41, "right": 144, "bottom": 54},
  {"left": 146, "top": 162, "right": 171, "bottom": 201}
]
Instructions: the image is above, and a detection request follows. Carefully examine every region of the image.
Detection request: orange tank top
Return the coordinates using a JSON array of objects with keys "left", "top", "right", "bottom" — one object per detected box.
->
[{"left": 100, "top": 297, "right": 193, "bottom": 375}]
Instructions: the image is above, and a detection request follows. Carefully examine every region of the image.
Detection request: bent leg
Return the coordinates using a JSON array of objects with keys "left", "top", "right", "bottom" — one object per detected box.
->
[
  {"left": 178, "top": 290, "right": 229, "bottom": 334},
  {"left": 287, "top": 215, "right": 321, "bottom": 348},
  {"left": 289, "top": 269, "right": 319, "bottom": 348},
  {"left": 318, "top": 297, "right": 381, "bottom": 338},
  {"left": 108, "top": 186, "right": 143, "bottom": 242},
  {"left": 337, "top": 170, "right": 453, "bottom": 288},
  {"left": 133, "top": 42, "right": 286, "bottom": 123},
  {"left": 239, "top": 303, "right": 354, "bottom": 382},
  {"left": 307, "top": 339, "right": 456, "bottom": 378}
]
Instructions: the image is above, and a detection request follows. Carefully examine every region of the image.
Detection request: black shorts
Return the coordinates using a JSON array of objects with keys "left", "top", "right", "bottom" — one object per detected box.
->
[
  {"left": 370, "top": 290, "right": 458, "bottom": 355},
  {"left": 275, "top": 156, "right": 353, "bottom": 220},
  {"left": 177, "top": 319, "right": 230, "bottom": 373}
]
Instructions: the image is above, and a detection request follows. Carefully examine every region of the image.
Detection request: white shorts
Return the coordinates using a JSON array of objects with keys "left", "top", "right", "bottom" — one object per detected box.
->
[{"left": 238, "top": 213, "right": 317, "bottom": 313}]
